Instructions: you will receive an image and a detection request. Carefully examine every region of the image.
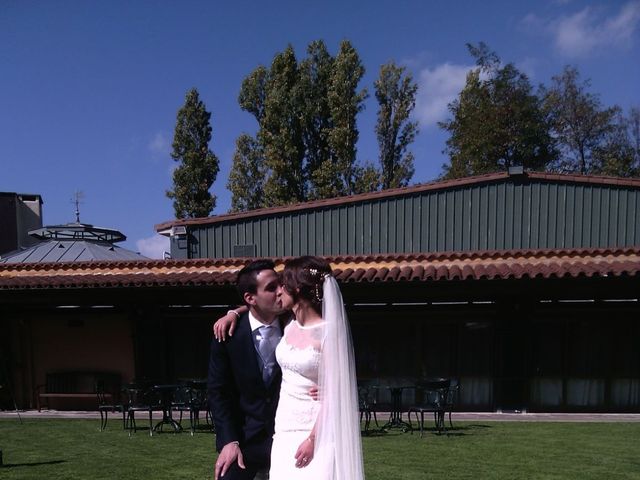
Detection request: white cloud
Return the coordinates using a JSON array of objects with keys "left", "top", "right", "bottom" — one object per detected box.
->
[
  {"left": 521, "top": 13, "right": 545, "bottom": 32},
  {"left": 148, "top": 132, "right": 170, "bottom": 157},
  {"left": 415, "top": 63, "right": 474, "bottom": 128},
  {"left": 135, "top": 234, "right": 170, "bottom": 259},
  {"left": 543, "top": 2, "right": 640, "bottom": 57}
]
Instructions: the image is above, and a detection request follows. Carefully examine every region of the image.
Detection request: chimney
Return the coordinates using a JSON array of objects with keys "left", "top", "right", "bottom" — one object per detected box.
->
[{"left": 0, "top": 193, "right": 43, "bottom": 256}]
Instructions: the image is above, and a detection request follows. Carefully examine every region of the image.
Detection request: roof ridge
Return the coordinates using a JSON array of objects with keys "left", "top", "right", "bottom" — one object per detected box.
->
[
  {"left": 155, "top": 171, "right": 640, "bottom": 230},
  {"left": 2, "top": 246, "right": 639, "bottom": 274}
]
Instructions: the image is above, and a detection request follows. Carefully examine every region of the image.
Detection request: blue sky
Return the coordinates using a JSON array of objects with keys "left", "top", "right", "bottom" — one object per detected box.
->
[{"left": 2, "top": 0, "right": 639, "bottom": 258}]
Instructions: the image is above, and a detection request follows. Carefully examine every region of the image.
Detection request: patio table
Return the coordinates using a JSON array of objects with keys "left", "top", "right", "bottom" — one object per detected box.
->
[
  {"left": 373, "top": 384, "right": 414, "bottom": 432},
  {"left": 152, "top": 384, "right": 183, "bottom": 433}
]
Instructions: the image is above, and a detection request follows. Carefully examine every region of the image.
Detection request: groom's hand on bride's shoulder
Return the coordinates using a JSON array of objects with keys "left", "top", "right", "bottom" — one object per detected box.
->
[
  {"left": 213, "top": 310, "right": 239, "bottom": 342},
  {"left": 215, "top": 441, "right": 244, "bottom": 479}
]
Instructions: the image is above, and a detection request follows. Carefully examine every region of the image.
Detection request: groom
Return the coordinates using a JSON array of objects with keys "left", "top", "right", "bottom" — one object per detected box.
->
[{"left": 208, "top": 259, "right": 284, "bottom": 480}]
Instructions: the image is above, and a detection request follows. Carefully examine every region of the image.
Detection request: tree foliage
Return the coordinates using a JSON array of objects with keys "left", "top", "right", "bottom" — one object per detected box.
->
[
  {"left": 227, "top": 134, "right": 265, "bottom": 212},
  {"left": 439, "top": 43, "right": 557, "bottom": 179},
  {"left": 228, "top": 40, "right": 369, "bottom": 211},
  {"left": 260, "top": 46, "right": 306, "bottom": 205},
  {"left": 629, "top": 107, "right": 640, "bottom": 167},
  {"left": 299, "top": 41, "right": 334, "bottom": 199},
  {"left": 592, "top": 107, "right": 640, "bottom": 177},
  {"left": 166, "top": 88, "right": 219, "bottom": 218},
  {"left": 542, "top": 66, "right": 620, "bottom": 175},
  {"left": 374, "top": 61, "right": 419, "bottom": 189},
  {"left": 322, "top": 41, "right": 368, "bottom": 197}
]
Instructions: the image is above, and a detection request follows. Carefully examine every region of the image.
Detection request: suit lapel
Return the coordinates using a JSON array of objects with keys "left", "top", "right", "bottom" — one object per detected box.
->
[{"left": 232, "top": 314, "right": 263, "bottom": 387}]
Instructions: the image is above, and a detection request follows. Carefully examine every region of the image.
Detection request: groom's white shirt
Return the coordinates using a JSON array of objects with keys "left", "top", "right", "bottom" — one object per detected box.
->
[
  {"left": 248, "top": 310, "right": 276, "bottom": 332},
  {"left": 248, "top": 311, "right": 281, "bottom": 373}
]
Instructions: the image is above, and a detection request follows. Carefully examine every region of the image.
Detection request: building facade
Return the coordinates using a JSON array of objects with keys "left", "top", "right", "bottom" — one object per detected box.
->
[
  {"left": 1, "top": 172, "right": 638, "bottom": 413},
  {"left": 155, "top": 171, "right": 640, "bottom": 413}
]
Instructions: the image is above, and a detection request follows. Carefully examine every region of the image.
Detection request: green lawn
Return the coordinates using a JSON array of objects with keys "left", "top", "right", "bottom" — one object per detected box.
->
[{"left": 1, "top": 419, "right": 639, "bottom": 479}]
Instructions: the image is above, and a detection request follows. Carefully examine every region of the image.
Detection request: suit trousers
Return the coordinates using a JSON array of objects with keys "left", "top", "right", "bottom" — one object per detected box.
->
[{"left": 219, "top": 462, "right": 268, "bottom": 480}]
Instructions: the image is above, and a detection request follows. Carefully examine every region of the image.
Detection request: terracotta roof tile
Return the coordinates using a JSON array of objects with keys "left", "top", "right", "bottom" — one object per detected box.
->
[
  {"left": 375, "top": 267, "right": 389, "bottom": 282},
  {"left": 398, "top": 265, "right": 413, "bottom": 281},
  {"left": 0, "top": 247, "right": 638, "bottom": 290},
  {"left": 410, "top": 265, "right": 424, "bottom": 281},
  {"left": 364, "top": 267, "right": 378, "bottom": 282}
]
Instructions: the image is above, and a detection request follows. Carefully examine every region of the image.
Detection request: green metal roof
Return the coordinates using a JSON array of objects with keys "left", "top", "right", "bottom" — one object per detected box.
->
[{"left": 159, "top": 171, "right": 640, "bottom": 260}]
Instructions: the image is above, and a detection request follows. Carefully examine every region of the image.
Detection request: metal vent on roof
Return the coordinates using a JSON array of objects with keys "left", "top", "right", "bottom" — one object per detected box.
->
[
  {"left": 233, "top": 244, "right": 256, "bottom": 257},
  {"left": 171, "top": 226, "right": 187, "bottom": 237}
]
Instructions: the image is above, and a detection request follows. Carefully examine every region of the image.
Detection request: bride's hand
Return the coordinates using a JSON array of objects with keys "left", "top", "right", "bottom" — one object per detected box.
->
[
  {"left": 308, "top": 386, "right": 319, "bottom": 401},
  {"left": 294, "top": 436, "right": 314, "bottom": 468},
  {"left": 213, "top": 310, "right": 241, "bottom": 341}
]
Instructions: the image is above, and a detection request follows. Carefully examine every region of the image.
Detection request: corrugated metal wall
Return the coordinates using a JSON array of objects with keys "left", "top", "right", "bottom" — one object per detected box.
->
[{"left": 185, "top": 179, "right": 640, "bottom": 259}]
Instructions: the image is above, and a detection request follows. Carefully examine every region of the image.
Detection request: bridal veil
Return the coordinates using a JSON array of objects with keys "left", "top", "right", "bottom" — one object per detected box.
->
[{"left": 316, "top": 275, "right": 365, "bottom": 480}]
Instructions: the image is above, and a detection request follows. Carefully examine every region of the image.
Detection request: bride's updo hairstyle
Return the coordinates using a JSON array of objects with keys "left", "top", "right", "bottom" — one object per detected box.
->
[{"left": 281, "top": 256, "right": 332, "bottom": 314}]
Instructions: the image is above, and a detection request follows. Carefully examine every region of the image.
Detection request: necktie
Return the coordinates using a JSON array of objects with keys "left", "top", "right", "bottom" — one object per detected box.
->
[{"left": 258, "top": 326, "right": 278, "bottom": 384}]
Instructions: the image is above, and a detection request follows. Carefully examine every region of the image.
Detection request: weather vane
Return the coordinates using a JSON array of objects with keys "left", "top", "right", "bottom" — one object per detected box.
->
[{"left": 71, "top": 191, "right": 85, "bottom": 223}]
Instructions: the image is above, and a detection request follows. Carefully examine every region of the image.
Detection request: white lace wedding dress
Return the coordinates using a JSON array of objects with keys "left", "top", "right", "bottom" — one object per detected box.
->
[{"left": 269, "top": 320, "right": 325, "bottom": 479}]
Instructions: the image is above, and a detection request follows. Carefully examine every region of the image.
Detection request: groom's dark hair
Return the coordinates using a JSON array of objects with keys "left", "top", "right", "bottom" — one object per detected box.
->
[{"left": 236, "top": 259, "right": 276, "bottom": 302}]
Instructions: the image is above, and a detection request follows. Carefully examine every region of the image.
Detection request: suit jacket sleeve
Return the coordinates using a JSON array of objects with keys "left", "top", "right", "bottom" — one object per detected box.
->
[{"left": 207, "top": 336, "right": 241, "bottom": 449}]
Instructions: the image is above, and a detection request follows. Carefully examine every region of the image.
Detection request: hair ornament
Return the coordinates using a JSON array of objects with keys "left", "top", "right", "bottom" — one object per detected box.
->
[{"left": 306, "top": 267, "right": 331, "bottom": 302}]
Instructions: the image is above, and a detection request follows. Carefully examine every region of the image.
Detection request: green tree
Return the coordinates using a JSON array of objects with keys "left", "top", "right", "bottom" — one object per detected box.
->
[
  {"left": 298, "top": 40, "right": 334, "bottom": 198},
  {"left": 542, "top": 66, "right": 620, "bottom": 175},
  {"left": 260, "top": 45, "right": 306, "bottom": 205},
  {"left": 593, "top": 108, "right": 639, "bottom": 177},
  {"left": 227, "top": 134, "right": 266, "bottom": 211},
  {"left": 353, "top": 162, "right": 382, "bottom": 193},
  {"left": 440, "top": 43, "right": 556, "bottom": 179},
  {"left": 166, "top": 88, "right": 219, "bottom": 218},
  {"left": 230, "top": 40, "right": 368, "bottom": 209},
  {"left": 322, "top": 40, "right": 368, "bottom": 197},
  {"left": 238, "top": 66, "right": 268, "bottom": 123},
  {"left": 375, "top": 61, "right": 419, "bottom": 189},
  {"left": 630, "top": 107, "right": 640, "bottom": 167}
]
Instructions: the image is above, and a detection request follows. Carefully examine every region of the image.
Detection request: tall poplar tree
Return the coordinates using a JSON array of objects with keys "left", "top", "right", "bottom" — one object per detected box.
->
[
  {"left": 322, "top": 40, "right": 367, "bottom": 197},
  {"left": 375, "top": 61, "right": 419, "bottom": 189},
  {"left": 260, "top": 45, "right": 306, "bottom": 205},
  {"left": 299, "top": 40, "right": 334, "bottom": 198},
  {"left": 166, "top": 88, "right": 219, "bottom": 218},
  {"left": 227, "top": 134, "right": 265, "bottom": 211},
  {"left": 229, "top": 40, "right": 368, "bottom": 209}
]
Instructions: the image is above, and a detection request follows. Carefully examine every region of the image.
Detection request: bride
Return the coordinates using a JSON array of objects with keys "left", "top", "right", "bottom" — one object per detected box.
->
[{"left": 216, "top": 256, "right": 364, "bottom": 480}]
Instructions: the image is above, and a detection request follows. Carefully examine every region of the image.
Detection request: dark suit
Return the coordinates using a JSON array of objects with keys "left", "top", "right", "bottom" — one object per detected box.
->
[{"left": 208, "top": 313, "right": 282, "bottom": 479}]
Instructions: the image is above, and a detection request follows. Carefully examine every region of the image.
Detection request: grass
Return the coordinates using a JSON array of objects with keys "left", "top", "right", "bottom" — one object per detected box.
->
[{"left": 0, "top": 419, "right": 639, "bottom": 479}]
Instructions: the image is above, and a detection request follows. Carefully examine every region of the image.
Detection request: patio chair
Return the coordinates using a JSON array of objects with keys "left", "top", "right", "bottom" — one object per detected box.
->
[
  {"left": 362, "top": 382, "right": 395, "bottom": 430},
  {"left": 172, "top": 385, "right": 211, "bottom": 435},
  {"left": 445, "top": 379, "right": 460, "bottom": 428},
  {"left": 96, "top": 382, "right": 125, "bottom": 431},
  {"left": 123, "top": 385, "right": 162, "bottom": 436},
  {"left": 195, "top": 387, "right": 215, "bottom": 433},
  {"left": 407, "top": 378, "right": 450, "bottom": 437},
  {"left": 357, "top": 385, "right": 372, "bottom": 434}
]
